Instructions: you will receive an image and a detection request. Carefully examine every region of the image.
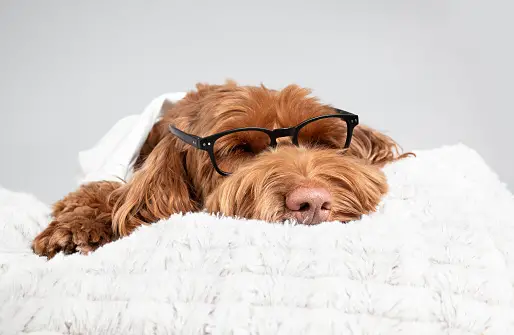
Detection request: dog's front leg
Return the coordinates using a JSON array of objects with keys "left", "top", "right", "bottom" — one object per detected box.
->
[{"left": 32, "top": 181, "right": 121, "bottom": 258}]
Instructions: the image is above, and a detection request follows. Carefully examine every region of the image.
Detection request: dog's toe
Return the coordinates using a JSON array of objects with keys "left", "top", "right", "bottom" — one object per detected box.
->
[{"left": 32, "top": 223, "right": 76, "bottom": 259}]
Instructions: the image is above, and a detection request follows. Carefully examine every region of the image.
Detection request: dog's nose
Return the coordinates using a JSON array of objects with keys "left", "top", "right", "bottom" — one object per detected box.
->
[{"left": 285, "top": 187, "right": 332, "bottom": 225}]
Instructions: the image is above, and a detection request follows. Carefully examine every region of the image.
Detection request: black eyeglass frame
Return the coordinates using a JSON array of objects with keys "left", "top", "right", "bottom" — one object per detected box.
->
[{"left": 169, "top": 108, "right": 359, "bottom": 176}]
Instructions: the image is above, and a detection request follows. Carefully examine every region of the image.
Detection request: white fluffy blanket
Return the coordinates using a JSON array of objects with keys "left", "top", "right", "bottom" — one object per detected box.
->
[{"left": 1, "top": 144, "right": 513, "bottom": 335}]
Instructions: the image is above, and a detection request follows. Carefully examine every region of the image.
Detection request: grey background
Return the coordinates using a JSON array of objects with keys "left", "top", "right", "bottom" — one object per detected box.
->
[{"left": 1, "top": 0, "right": 512, "bottom": 204}]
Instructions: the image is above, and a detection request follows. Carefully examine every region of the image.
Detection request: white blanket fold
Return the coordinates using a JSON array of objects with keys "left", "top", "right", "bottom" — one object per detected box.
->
[
  {"left": 77, "top": 92, "right": 186, "bottom": 184},
  {"left": 1, "top": 144, "right": 513, "bottom": 335}
]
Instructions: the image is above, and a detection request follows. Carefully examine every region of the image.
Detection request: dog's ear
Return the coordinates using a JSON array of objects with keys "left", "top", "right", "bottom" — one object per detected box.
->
[
  {"left": 134, "top": 99, "right": 182, "bottom": 170},
  {"left": 110, "top": 135, "right": 199, "bottom": 236},
  {"left": 346, "top": 125, "right": 414, "bottom": 167}
]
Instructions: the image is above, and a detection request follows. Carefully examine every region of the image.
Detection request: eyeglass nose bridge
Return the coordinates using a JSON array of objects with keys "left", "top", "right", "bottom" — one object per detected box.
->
[{"left": 269, "top": 127, "right": 296, "bottom": 147}]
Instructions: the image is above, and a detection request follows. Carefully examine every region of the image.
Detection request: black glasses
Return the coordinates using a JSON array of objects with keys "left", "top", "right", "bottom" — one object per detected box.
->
[{"left": 169, "top": 108, "right": 358, "bottom": 176}]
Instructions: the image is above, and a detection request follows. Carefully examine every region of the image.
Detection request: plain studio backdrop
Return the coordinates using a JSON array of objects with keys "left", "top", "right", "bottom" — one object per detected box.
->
[{"left": 0, "top": 1, "right": 512, "bottom": 204}]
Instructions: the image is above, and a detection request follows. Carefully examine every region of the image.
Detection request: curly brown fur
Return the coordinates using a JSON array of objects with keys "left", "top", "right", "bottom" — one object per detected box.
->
[
  {"left": 32, "top": 81, "right": 413, "bottom": 258},
  {"left": 32, "top": 181, "right": 121, "bottom": 258}
]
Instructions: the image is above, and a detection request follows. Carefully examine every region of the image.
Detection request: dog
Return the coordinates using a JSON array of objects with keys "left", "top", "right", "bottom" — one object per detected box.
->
[{"left": 32, "top": 81, "right": 412, "bottom": 258}]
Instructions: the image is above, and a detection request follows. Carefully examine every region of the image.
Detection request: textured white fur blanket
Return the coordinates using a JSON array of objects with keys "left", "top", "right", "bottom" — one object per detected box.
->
[{"left": 1, "top": 144, "right": 513, "bottom": 335}]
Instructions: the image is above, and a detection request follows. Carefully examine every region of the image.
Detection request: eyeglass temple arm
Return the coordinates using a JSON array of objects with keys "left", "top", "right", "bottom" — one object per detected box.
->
[
  {"left": 334, "top": 108, "right": 355, "bottom": 116},
  {"left": 169, "top": 125, "right": 202, "bottom": 149},
  {"left": 334, "top": 108, "right": 359, "bottom": 126}
]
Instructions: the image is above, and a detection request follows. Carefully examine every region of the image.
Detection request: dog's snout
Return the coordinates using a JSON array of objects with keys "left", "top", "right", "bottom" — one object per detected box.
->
[{"left": 285, "top": 187, "right": 332, "bottom": 225}]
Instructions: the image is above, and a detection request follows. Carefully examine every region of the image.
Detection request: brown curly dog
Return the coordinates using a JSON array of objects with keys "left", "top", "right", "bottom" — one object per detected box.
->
[{"left": 32, "top": 81, "right": 412, "bottom": 258}]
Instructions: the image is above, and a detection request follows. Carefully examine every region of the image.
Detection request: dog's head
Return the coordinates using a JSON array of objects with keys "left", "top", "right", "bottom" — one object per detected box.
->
[{"left": 113, "top": 81, "right": 408, "bottom": 235}]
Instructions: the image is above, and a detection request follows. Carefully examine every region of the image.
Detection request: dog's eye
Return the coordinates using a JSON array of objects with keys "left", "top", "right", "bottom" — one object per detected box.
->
[{"left": 233, "top": 143, "right": 254, "bottom": 154}]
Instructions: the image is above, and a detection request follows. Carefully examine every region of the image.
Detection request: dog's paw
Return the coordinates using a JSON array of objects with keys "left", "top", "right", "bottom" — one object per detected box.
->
[
  {"left": 32, "top": 222, "right": 74, "bottom": 258},
  {"left": 32, "top": 219, "right": 113, "bottom": 259}
]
